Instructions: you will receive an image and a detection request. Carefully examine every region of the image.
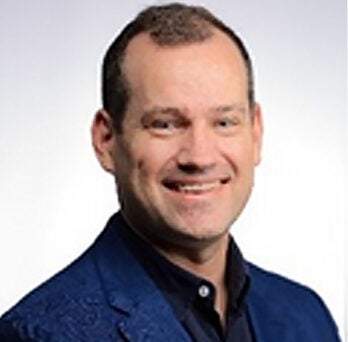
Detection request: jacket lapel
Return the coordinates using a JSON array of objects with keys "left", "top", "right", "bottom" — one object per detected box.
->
[
  {"left": 91, "top": 213, "right": 191, "bottom": 342},
  {"left": 115, "top": 291, "right": 191, "bottom": 342},
  {"left": 247, "top": 293, "right": 289, "bottom": 342}
]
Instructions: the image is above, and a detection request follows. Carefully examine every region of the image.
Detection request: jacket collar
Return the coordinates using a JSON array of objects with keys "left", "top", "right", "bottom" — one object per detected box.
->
[
  {"left": 91, "top": 213, "right": 191, "bottom": 341},
  {"left": 90, "top": 213, "right": 294, "bottom": 341}
]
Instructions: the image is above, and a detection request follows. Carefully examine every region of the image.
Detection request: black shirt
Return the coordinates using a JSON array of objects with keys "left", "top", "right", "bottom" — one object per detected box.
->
[{"left": 119, "top": 216, "right": 255, "bottom": 342}]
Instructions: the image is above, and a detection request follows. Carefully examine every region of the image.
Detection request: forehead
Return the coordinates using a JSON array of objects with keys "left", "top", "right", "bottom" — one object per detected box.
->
[
  {"left": 123, "top": 29, "right": 246, "bottom": 81},
  {"left": 121, "top": 30, "right": 248, "bottom": 114}
]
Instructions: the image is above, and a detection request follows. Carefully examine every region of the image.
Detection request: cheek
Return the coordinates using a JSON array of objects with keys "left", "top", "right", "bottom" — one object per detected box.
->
[
  {"left": 130, "top": 149, "right": 172, "bottom": 204},
  {"left": 221, "top": 136, "right": 255, "bottom": 170},
  {"left": 131, "top": 140, "right": 177, "bottom": 180}
]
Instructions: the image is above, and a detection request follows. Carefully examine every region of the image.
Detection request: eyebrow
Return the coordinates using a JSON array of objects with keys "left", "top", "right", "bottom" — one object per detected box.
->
[
  {"left": 142, "top": 106, "right": 184, "bottom": 117},
  {"left": 142, "top": 103, "right": 247, "bottom": 118},
  {"left": 213, "top": 104, "right": 247, "bottom": 114}
]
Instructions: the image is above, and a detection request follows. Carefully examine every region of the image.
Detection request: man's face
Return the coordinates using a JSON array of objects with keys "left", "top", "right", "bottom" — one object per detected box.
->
[{"left": 109, "top": 31, "right": 262, "bottom": 247}]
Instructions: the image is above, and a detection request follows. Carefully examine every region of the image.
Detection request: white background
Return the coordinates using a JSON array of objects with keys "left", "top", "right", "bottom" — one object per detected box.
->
[{"left": 0, "top": 0, "right": 346, "bottom": 339}]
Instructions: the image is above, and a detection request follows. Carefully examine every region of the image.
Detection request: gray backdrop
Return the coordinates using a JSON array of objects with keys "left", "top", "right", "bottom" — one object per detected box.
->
[{"left": 0, "top": 0, "right": 346, "bottom": 339}]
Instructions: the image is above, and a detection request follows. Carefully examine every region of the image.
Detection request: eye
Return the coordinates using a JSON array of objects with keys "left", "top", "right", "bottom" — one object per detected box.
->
[
  {"left": 151, "top": 119, "right": 175, "bottom": 130},
  {"left": 144, "top": 115, "right": 189, "bottom": 136},
  {"left": 214, "top": 116, "right": 241, "bottom": 136},
  {"left": 216, "top": 117, "right": 239, "bottom": 128},
  {"left": 217, "top": 118, "right": 233, "bottom": 127},
  {"left": 144, "top": 118, "right": 182, "bottom": 136}
]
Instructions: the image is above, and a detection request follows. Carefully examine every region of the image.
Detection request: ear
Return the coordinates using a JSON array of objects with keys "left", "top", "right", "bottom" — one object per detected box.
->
[
  {"left": 251, "top": 103, "right": 263, "bottom": 166},
  {"left": 91, "top": 109, "right": 117, "bottom": 174}
]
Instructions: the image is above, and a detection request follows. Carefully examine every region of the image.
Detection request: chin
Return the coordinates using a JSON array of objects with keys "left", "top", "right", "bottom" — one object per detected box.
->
[{"left": 162, "top": 217, "right": 229, "bottom": 245}]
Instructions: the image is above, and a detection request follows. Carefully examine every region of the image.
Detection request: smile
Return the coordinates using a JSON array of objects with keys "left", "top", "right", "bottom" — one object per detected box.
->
[{"left": 163, "top": 178, "right": 230, "bottom": 194}]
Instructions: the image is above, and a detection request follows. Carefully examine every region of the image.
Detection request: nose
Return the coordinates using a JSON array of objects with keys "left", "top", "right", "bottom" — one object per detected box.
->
[{"left": 177, "top": 123, "right": 217, "bottom": 172}]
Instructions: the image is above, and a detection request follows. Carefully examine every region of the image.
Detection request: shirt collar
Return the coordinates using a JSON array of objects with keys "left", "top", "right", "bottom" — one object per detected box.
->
[{"left": 118, "top": 214, "right": 250, "bottom": 320}]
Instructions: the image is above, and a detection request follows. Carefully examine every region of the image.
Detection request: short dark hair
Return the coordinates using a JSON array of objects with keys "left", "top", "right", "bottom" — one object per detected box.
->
[{"left": 102, "top": 3, "right": 255, "bottom": 132}]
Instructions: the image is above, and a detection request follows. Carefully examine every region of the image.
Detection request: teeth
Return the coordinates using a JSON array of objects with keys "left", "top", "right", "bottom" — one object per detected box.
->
[{"left": 177, "top": 181, "right": 219, "bottom": 192}]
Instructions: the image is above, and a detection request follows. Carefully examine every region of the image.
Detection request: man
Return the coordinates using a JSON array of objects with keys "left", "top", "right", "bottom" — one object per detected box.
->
[{"left": 0, "top": 3, "right": 340, "bottom": 341}]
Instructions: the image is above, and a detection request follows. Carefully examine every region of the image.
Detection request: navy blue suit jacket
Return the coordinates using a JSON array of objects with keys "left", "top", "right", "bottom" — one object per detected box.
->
[{"left": 0, "top": 213, "right": 340, "bottom": 341}]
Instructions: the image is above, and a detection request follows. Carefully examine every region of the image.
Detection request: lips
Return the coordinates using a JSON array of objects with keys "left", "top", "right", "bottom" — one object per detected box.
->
[{"left": 162, "top": 177, "right": 230, "bottom": 194}]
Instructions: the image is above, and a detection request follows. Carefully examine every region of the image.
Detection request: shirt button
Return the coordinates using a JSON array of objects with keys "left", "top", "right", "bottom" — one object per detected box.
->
[{"left": 198, "top": 284, "right": 210, "bottom": 298}]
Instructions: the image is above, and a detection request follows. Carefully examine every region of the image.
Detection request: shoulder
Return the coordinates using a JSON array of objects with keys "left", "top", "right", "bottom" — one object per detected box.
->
[
  {"left": 247, "top": 262, "right": 340, "bottom": 340},
  {"left": 0, "top": 250, "right": 114, "bottom": 341},
  {"left": 248, "top": 262, "right": 329, "bottom": 309},
  {"left": 0, "top": 214, "right": 150, "bottom": 341}
]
